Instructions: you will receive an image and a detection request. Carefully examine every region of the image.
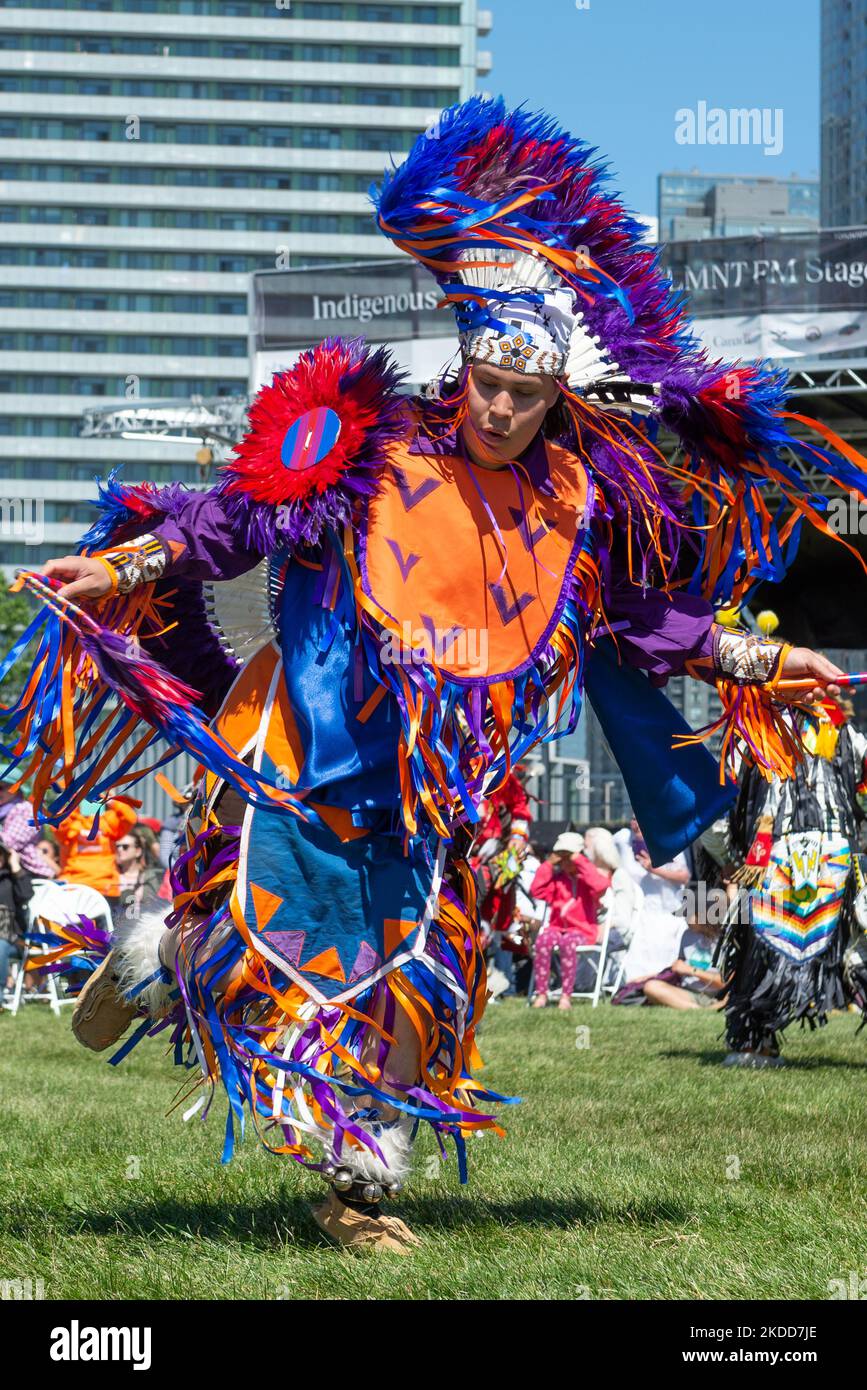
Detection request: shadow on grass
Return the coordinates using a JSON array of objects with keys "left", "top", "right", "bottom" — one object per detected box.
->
[
  {"left": 1, "top": 1192, "right": 691, "bottom": 1249},
  {"left": 405, "top": 1193, "right": 690, "bottom": 1233},
  {"left": 661, "top": 1047, "right": 867, "bottom": 1070}
]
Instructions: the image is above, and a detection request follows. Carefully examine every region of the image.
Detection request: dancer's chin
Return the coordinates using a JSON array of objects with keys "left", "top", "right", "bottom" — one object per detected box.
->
[{"left": 462, "top": 422, "right": 512, "bottom": 465}]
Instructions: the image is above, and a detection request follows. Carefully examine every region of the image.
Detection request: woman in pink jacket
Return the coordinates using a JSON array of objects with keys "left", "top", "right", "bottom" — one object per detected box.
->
[{"left": 530, "top": 833, "right": 612, "bottom": 1010}]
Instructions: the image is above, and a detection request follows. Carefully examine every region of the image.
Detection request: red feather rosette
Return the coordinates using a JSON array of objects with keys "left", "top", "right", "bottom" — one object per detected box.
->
[{"left": 219, "top": 337, "right": 408, "bottom": 551}]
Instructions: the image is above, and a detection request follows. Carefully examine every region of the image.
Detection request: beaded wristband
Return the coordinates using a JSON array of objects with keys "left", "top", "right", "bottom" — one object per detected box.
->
[{"left": 94, "top": 534, "right": 168, "bottom": 595}]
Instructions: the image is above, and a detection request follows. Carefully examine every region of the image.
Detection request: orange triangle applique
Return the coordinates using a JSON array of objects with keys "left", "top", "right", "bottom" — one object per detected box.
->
[
  {"left": 167, "top": 538, "right": 186, "bottom": 561},
  {"left": 311, "top": 801, "right": 368, "bottom": 843},
  {"left": 249, "top": 882, "right": 283, "bottom": 933},
  {"left": 384, "top": 917, "right": 418, "bottom": 958},
  {"left": 299, "top": 945, "right": 346, "bottom": 983}
]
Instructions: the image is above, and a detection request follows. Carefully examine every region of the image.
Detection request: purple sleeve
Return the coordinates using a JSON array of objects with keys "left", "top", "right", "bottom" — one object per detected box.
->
[
  {"left": 604, "top": 579, "right": 716, "bottom": 687},
  {"left": 153, "top": 489, "right": 264, "bottom": 582}
]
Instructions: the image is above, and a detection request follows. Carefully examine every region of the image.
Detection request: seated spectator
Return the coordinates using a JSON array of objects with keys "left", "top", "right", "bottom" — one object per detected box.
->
[
  {"left": 614, "top": 819, "right": 690, "bottom": 981},
  {"left": 129, "top": 821, "right": 174, "bottom": 902},
  {"left": 0, "top": 787, "right": 58, "bottom": 879},
  {"left": 113, "top": 827, "right": 167, "bottom": 929},
  {"left": 54, "top": 797, "right": 138, "bottom": 905},
  {"left": 584, "top": 826, "right": 641, "bottom": 949},
  {"left": 35, "top": 836, "right": 61, "bottom": 878},
  {"left": 563, "top": 826, "right": 640, "bottom": 995},
  {"left": 613, "top": 920, "right": 725, "bottom": 1009},
  {"left": 530, "top": 832, "right": 612, "bottom": 1011},
  {"left": 510, "top": 843, "right": 546, "bottom": 996},
  {"left": 0, "top": 845, "right": 33, "bottom": 1002},
  {"left": 641, "top": 922, "right": 724, "bottom": 1010}
]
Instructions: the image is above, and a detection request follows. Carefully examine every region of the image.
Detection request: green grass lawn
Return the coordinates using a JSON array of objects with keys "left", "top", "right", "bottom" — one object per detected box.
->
[{"left": 2, "top": 998, "right": 867, "bottom": 1300}]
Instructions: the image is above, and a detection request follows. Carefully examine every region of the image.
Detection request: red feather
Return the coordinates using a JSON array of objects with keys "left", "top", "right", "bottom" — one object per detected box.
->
[{"left": 224, "top": 339, "right": 399, "bottom": 507}]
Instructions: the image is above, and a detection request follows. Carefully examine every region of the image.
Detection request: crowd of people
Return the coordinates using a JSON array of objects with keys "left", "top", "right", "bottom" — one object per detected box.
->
[
  {"left": 472, "top": 770, "right": 715, "bottom": 1011},
  {"left": 2, "top": 764, "right": 720, "bottom": 1017},
  {"left": 471, "top": 685, "right": 867, "bottom": 1071},
  {"left": 2, "top": 756, "right": 706, "bottom": 1013},
  {"left": 7, "top": 688, "right": 867, "bottom": 1066},
  {"left": 0, "top": 784, "right": 175, "bottom": 1005},
  {"left": 5, "top": 717, "right": 861, "bottom": 1033}
]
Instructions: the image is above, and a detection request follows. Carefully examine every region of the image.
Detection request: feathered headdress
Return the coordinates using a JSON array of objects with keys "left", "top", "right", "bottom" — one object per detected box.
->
[{"left": 373, "top": 96, "right": 867, "bottom": 607}]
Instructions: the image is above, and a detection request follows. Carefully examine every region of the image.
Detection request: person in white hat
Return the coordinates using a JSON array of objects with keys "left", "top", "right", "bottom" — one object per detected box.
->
[{"left": 530, "top": 832, "right": 611, "bottom": 1009}]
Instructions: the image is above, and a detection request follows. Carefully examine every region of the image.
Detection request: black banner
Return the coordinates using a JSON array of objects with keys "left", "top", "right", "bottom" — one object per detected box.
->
[
  {"left": 661, "top": 228, "right": 867, "bottom": 317},
  {"left": 251, "top": 259, "right": 444, "bottom": 352}
]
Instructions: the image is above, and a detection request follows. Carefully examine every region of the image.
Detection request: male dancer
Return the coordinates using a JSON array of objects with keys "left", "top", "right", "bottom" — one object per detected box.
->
[{"left": 2, "top": 97, "right": 858, "bottom": 1250}]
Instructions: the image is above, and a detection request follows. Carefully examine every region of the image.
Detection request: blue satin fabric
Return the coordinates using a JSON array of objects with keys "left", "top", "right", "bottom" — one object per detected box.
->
[
  {"left": 584, "top": 637, "right": 736, "bottom": 865},
  {"left": 245, "top": 745, "right": 436, "bottom": 1001},
  {"left": 277, "top": 535, "right": 401, "bottom": 824},
  {"left": 240, "top": 535, "right": 436, "bottom": 999},
  {"left": 244, "top": 537, "right": 732, "bottom": 994},
  {"left": 270, "top": 537, "right": 734, "bottom": 866}
]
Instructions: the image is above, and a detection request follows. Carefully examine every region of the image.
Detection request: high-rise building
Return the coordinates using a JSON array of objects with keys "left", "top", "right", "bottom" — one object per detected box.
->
[
  {"left": 658, "top": 171, "right": 819, "bottom": 243},
  {"left": 821, "top": 0, "right": 867, "bottom": 227},
  {"left": 0, "top": 0, "right": 492, "bottom": 572}
]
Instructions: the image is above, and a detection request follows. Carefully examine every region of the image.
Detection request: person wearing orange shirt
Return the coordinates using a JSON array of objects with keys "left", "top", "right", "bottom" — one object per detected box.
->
[{"left": 54, "top": 798, "right": 137, "bottom": 902}]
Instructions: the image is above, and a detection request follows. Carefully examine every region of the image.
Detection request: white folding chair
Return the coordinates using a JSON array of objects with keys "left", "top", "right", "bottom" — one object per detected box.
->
[
  {"left": 604, "top": 949, "right": 628, "bottom": 999},
  {"left": 601, "top": 882, "right": 645, "bottom": 1000},
  {"left": 570, "top": 921, "right": 612, "bottom": 1008},
  {"left": 7, "top": 880, "right": 112, "bottom": 1017}
]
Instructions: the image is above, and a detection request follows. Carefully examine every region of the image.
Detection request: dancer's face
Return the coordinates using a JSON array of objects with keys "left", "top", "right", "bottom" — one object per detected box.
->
[{"left": 463, "top": 362, "right": 559, "bottom": 467}]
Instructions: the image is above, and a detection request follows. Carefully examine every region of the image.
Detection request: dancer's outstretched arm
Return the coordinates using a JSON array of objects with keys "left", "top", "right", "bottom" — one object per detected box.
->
[
  {"left": 41, "top": 487, "right": 264, "bottom": 601},
  {"left": 604, "top": 575, "right": 844, "bottom": 706}
]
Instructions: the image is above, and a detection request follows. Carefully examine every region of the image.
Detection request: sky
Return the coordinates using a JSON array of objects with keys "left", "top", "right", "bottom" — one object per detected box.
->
[{"left": 487, "top": 0, "right": 821, "bottom": 220}]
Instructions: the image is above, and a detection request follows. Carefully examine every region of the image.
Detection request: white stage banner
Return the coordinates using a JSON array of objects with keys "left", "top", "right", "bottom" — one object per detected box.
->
[{"left": 692, "top": 310, "right": 867, "bottom": 360}]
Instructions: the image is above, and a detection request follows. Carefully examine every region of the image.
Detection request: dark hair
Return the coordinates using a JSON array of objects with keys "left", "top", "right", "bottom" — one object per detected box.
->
[
  {"left": 118, "top": 827, "right": 150, "bottom": 863},
  {"left": 134, "top": 825, "right": 162, "bottom": 866},
  {"left": 543, "top": 392, "right": 573, "bottom": 441}
]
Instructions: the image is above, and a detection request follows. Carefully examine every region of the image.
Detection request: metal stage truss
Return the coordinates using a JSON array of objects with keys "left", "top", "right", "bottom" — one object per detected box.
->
[
  {"left": 79, "top": 354, "right": 867, "bottom": 472},
  {"left": 80, "top": 398, "right": 250, "bottom": 464}
]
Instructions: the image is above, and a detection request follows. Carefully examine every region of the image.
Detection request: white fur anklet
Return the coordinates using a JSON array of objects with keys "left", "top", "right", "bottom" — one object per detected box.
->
[
  {"left": 111, "top": 908, "right": 175, "bottom": 1018},
  {"left": 330, "top": 1112, "right": 415, "bottom": 1191}
]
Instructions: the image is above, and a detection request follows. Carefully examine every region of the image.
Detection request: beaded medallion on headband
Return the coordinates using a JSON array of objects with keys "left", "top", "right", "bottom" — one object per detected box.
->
[{"left": 461, "top": 282, "right": 574, "bottom": 376}]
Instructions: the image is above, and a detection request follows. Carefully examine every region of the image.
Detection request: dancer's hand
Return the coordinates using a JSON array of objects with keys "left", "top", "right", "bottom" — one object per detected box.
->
[
  {"left": 40, "top": 555, "right": 112, "bottom": 602},
  {"left": 778, "top": 647, "right": 845, "bottom": 703}
]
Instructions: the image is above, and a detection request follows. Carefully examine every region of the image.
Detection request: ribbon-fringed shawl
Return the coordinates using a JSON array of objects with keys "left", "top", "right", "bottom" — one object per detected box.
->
[
  {"left": 0, "top": 476, "right": 317, "bottom": 828},
  {"left": 341, "top": 522, "right": 603, "bottom": 839}
]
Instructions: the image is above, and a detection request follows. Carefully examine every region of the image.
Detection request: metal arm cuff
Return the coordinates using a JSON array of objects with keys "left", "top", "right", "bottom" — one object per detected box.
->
[{"left": 712, "top": 626, "right": 785, "bottom": 684}]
